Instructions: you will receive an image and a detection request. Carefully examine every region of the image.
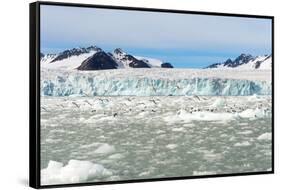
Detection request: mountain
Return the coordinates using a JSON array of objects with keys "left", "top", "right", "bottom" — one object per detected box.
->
[
  {"left": 41, "top": 46, "right": 174, "bottom": 70},
  {"left": 206, "top": 54, "right": 272, "bottom": 70},
  {"left": 77, "top": 51, "right": 118, "bottom": 70},
  {"left": 50, "top": 46, "right": 101, "bottom": 63},
  {"left": 40, "top": 53, "right": 57, "bottom": 64},
  {"left": 41, "top": 46, "right": 101, "bottom": 70},
  {"left": 111, "top": 48, "right": 150, "bottom": 68}
]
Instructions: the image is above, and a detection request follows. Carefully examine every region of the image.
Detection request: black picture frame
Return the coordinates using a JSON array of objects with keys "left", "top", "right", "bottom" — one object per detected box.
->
[{"left": 29, "top": 1, "right": 274, "bottom": 189}]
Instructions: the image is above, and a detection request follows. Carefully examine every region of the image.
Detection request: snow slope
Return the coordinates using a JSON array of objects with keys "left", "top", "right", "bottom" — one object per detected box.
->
[
  {"left": 41, "top": 51, "right": 98, "bottom": 70},
  {"left": 40, "top": 54, "right": 57, "bottom": 64},
  {"left": 135, "top": 56, "right": 163, "bottom": 68},
  {"left": 233, "top": 55, "right": 271, "bottom": 70},
  {"left": 206, "top": 54, "right": 272, "bottom": 70}
]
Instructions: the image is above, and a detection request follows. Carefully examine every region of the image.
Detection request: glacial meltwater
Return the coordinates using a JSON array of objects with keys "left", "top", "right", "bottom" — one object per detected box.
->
[{"left": 40, "top": 96, "right": 272, "bottom": 185}]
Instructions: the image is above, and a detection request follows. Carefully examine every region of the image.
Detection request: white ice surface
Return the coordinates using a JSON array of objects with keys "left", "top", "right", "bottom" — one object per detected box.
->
[
  {"left": 41, "top": 160, "right": 112, "bottom": 185},
  {"left": 257, "top": 132, "right": 272, "bottom": 141},
  {"left": 41, "top": 51, "right": 98, "bottom": 70},
  {"left": 135, "top": 56, "right": 163, "bottom": 68},
  {"left": 93, "top": 144, "right": 115, "bottom": 154}
]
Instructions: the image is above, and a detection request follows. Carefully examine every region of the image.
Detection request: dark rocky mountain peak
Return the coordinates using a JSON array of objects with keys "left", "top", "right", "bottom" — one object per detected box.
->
[
  {"left": 127, "top": 55, "right": 151, "bottom": 68},
  {"left": 231, "top": 53, "right": 254, "bottom": 66},
  {"left": 113, "top": 48, "right": 125, "bottom": 55},
  {"left": 206, "top": 53, "right": 254, "bottom": 69},
  {"left": 77, "top": 51, "right": 118, "bottom": 70},
  {"left": 86, "top": 45, "right": 102, "bottom": 52},
  {"left": 112, "top": 48, "right": 151, "bottom": 68}
]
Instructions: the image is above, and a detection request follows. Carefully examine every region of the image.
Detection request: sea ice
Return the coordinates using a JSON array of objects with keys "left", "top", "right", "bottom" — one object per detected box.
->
[
  {"left": 94, "top": 144, "right": 115, "bottom": 154},
  {"left": 41, "top": 160, "right": 112, "bottom": 185},
  {"left": 193, "top": 171, "right": 216, "bottom": 175},
  {"left": 166, "top": 144, "right": 178, "bottom": 149},
  {"left": 238, "top": 108, "right": 270, "bottom": 119},
  {"left": 257, "top": 133, "right": 272, "bottom": 141},
  {"left": 211, "top": 98, "right": 226, "bottom": 108},
  {"left": 234, "top": 141, "right": 251, "bottom": 147}
]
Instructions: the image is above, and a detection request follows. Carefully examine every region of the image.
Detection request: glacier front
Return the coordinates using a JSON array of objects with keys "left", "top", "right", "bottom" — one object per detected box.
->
[{"left": 41, "top": 68, "right": 272, "bottom": 96}]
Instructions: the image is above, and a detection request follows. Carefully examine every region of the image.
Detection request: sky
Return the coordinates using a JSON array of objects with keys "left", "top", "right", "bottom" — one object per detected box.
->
[{"left": 40, "top": 5, "right": 272, "bottom": 68}]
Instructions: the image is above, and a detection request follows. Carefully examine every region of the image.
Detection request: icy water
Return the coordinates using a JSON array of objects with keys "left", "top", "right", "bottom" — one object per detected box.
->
[{"left": 40, "top": 96, "right": 272, "bottom": 185}]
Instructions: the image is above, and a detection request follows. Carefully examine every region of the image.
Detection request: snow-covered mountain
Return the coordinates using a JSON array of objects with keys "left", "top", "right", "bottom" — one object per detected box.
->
[
  {"left": 41, "top": 46, "right": 173, "bottom": 70},
  {"left": 111, "top": 48, "right": 150, "bottom": 68},
  {"left": 40, "top": 46, "right": 100, "bottom": 70},
  {"left": 206, "top": 54, "right": 272, "bottom": 70}
]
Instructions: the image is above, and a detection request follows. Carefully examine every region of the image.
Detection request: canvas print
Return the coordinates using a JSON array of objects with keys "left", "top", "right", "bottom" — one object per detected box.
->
[{"left": 39, "top": 5, "right": 272, "bottom": 186}]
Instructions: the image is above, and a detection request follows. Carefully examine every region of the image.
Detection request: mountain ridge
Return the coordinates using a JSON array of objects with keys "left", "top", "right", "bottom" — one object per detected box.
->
[
  {"left": 205, "top": 53, "right": 271, "bottom": 70},
  {"left": 41, "top": 46, "right": 173, "bottom": 70},
  {"left": 41, "top": 46, "right": 271, "bottom": 70}
]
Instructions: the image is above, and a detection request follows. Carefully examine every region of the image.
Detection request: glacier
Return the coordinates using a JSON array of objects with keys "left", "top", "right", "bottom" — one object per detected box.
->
[{"left": 41, "top": 68, "right": 271, "bottom": 96}]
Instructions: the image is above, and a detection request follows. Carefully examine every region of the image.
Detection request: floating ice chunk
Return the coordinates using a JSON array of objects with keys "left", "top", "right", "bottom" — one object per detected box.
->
[
  {"left": 163, "top": 109, "right": 235, "bottom": 123},
  {"left": 171, "top": 127, "right": 185, "bottom": 132},
  {"left": 193, "top": 171, "right": 216, "bottom": 175},
  {"left": 166, "top": 144, "right": 178, "bottom": 149},
  {"left": 238, "top": 109, "right": 255, "bottom": 118},
  {"left": 80, "top": 142, "right": 102, "bottom": 149},
  {"left": 234, "top": 141, "right": 251, "bottom": 147},
  {"left": 248, "top": 94, "right": 259, "bottom": 101},
  {"left": 85, "top": 115, "right": 116, "bottom": 123},
  {"left": 41, "top": 160, "right": 112, "bottom": 185},
  {"left": 210, "top": 98, "right": 226, "bottom": 108},
  {"left": 45, "top": 138, "right": 62, "bottom": 143},
  {"left": 238, "top": 108, "right": 269, "bottom": 118},
  {"left": 177, "top": 109, "right": 235, "bottom": 121},
  {"left": 201, "top": 150, "right": 222, "bottom": 161},
  {"left": 94, "top": 144, "right": 115, "bottom": 154},
  {"left": 50, "top": 129, "right": 66, "bottom": 133},
  {"left": 155, "top": 130, "right": 165, "bottom": 134},
  {"left": 257, "top": 132, "right": 272, "bottom": 141},
  {"left": 108, "top": 153, "right": 124, "bottom": 160},
  {"left": 237, "top": 130, "right": 253, "bottom": 135},
  {"left": 183, "top": 123, "right": 194, "bottom": 127},
  {"left": 138, "top": 171, "right": 151, "bottom": 177}
]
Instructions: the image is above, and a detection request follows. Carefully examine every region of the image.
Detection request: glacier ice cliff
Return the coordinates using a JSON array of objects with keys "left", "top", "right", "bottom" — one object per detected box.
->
[{"left": 41, "top": 69, "right": 271, "bottom": 96}]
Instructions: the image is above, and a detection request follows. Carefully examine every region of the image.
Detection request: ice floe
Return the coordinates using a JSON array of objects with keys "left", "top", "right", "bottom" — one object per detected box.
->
[
  {"left": 166, "top": 144, "right": 178, "bottom": 149},
  {"left": 94, "top": 144, "right": 115, "bottom": 154},
  {"left": 257, "top": 132, "right": 272, "bottom": 141},
  {"left": 41, "top": 160, "right": 112, "bottom": 185},
  {"left": 211, "top": 98, "right": 226, "bottom": 108},
  {"left": 193, "top": 171, "right": 216, "bottom": 175},
  {"left": 234, "top": 141, "right": 251, "bottom": 147}
]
